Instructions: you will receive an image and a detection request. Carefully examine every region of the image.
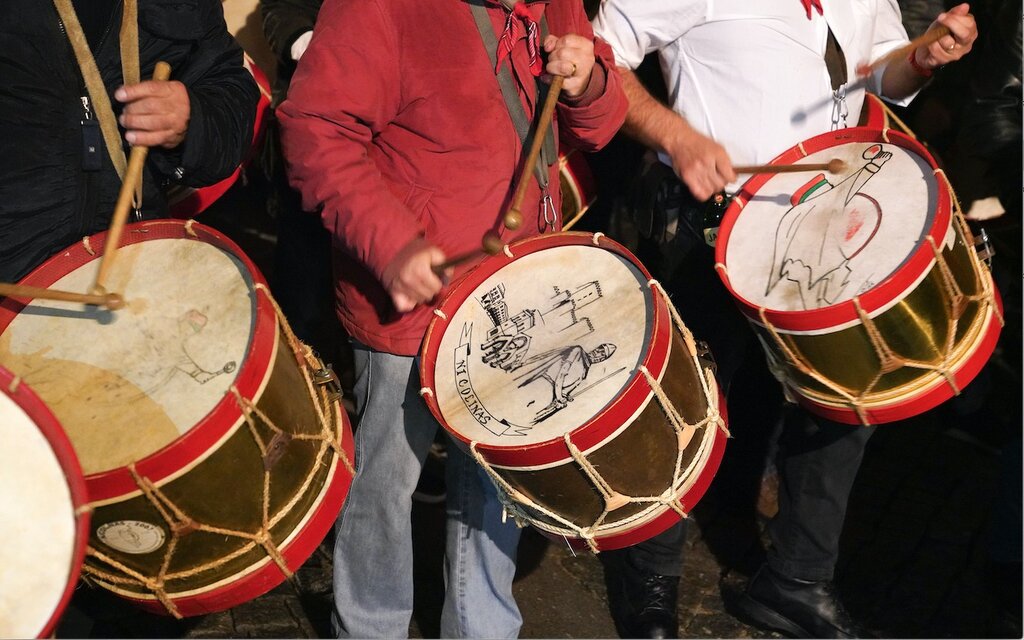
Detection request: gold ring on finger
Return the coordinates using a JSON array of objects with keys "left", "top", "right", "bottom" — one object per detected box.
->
[{"left": 570, "top": 62, "right": 578, "bottom": 76}]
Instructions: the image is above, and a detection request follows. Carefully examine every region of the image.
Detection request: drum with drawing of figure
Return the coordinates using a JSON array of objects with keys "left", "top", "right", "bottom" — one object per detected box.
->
[
  {"left": 0, "top": 220, "right": 355, "bottom": 617},
  {"left": 420, "top": 232, "right": 728, "bottom": 552},
  {"left": 715, "top": 127, "right": 1003, "bottom": 425},
  {"left": 0, "top": 366, "right": 90, "bottom": 638}
]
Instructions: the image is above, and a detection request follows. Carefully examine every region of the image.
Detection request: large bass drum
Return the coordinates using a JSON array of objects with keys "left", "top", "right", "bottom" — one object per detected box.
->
[
  {"left": 0, "top": 220, "right": 355, "bottom": 617},
  {"left": 0, "top": 366, "right": 90, "bottom": 638},
  {"left": 715, "top": 127, "right": 1003, "bottom": 425},
  {"left": 420, "top": 232, "right": 727, "bottom": 551}
]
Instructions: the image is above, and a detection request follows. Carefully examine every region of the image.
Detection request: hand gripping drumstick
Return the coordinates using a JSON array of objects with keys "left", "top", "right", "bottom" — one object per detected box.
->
[
  {"left": 91, "top": 61, "right": 173, "bottom": 297},
  {"left": 855, "top": 25, "right": 951, "bottom": 77},
  {"left": 733, "top": 159, "right": 847, "bottom": 174}
]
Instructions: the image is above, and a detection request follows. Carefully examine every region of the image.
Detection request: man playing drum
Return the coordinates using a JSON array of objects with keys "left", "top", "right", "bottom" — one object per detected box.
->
[
  {"left": 0, "top": 0, "right": 259, "bottom": 284},
  {"left": 277, "top": 0, "right": 626, "bottom": 636},
  {"left": 593, "top": 1, "right": 977, "bottom": 637}
]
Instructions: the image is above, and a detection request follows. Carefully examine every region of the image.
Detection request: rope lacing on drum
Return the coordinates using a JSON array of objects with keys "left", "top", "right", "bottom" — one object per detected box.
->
[
  {"left": 468, "top": 282, "right": 725, "bottom": 552},
  {"left": 81, "top": 283, "right": 354, "bottom": 618},
  {"left": 81, "top": 236, "right": 95, "bottom": 256},
  {"left": 591, "top": 232, "right": 605, "bottom": 245},
  {"left": 433, "top": 309, "right": 448, "bottom": 321},
  {"left": 183, "top": 218, "right": 198, "bottom": 238},
  {"left": 6, "top": 375, "right": 20, "bottom": 393},
  {"left": 502, "top": 244, "right": 514, "bottom": 258}
]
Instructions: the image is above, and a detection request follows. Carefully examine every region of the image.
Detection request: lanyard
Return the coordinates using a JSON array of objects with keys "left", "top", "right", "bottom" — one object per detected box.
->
[{"left": 52, "top": 0, "right": 142, "bottom": 205}]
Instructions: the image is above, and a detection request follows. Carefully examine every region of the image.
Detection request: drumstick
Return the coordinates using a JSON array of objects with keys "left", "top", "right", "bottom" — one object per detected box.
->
[
  {"left": 432, "top": 232, "right": 505, "bottom": 275},
  {"left": 0, "top": 282, "right": 125, "bottom": 310},
  {"left": 504, "top": 75, "right": 565, "bottom": 231},
  {"left": 91, "top": 61, "right": 172, "bottom": 295},
  {"left": 734, "top": 159, "right": 847, "bottom": 174},
  {"left": 856, "top": 25, "right": 951, "bottom": 77}
]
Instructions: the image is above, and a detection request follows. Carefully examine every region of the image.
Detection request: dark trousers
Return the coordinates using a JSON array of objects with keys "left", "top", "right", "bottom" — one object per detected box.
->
[{"left": 624, "top": 201, "right": 874, "bottom": 581}]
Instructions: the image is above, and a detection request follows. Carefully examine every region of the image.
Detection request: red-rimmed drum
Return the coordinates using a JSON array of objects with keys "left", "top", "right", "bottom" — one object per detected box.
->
[
  {"left": 559, "top": 149, "right": 597, "bottom": 229},
  {"left": 0, "top": 220, "right": 354, "bottom": 617},
  {"left": 420, "top": 232, "right": 728, "bottom": 552},
  {"left": 166, "top": 54, "right": 272, "bottom": 219},
  {"left": 715, "top": 127, "right": 1003, "bottom": 425},
  {"left": 0, "top": 367, "right": 90, "bottom": 638}
]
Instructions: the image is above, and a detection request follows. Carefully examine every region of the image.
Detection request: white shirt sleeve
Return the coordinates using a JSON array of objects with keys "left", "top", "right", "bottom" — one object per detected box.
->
[
  {"left": 291, "top": 30, "right": 314, "bottom": 62},
  {"left": 868, "top": 0, "right": 915, "bottom": 103},
  {"left": 592, "top": 0, "right": 707, "bottom": 70}
]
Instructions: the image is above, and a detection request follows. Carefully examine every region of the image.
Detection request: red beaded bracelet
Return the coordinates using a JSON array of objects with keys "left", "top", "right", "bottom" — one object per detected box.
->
[{"left": 908, "top": 49, "right": 934, "bottom": 78}]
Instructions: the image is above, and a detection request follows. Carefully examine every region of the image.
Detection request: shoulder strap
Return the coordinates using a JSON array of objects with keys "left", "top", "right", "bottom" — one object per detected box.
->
[{"left": 468, "top": 0, "right": 556, "bottom": 188}]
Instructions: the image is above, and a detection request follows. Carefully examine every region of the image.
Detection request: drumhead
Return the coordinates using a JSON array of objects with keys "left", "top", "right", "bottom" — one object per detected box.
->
[
  {"left": 0, "top": 380, "right": 79, "bottom": 637},
  {"left": 430, "top": 242, "right": 654, "bottom": 448},
  {"left": 723, "top": 132, "right": 942, "bottom": 315},
  {"left": 0, "top": 236, "right": 255, "bottom": 475}
]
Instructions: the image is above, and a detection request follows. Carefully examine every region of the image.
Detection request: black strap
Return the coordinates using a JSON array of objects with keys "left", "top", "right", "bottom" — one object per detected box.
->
[
  {"left": 824, "top": 27, "right": 848, "bottom": 91},
  {"left": 469, "top": 0, "right": 556, "bottom": 189}
]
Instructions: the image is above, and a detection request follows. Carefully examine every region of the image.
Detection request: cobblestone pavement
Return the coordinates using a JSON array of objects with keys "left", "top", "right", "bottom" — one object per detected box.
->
[{"left": 54, "top": 184, "right": 1021, "bottom": 639}]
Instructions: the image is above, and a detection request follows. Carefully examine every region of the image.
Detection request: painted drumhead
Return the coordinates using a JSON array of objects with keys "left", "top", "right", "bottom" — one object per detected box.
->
[
  {"left": 0, "top": 371, "right": 86, "bottom": 638},
  {"left": 0, "top": 235, "right": 255, "bottom": 476},
  {"left": 724, "top": 137, "right": 942, "bottom": 314},
  {"left": 430, "top": 242, "right": 654, "bottom": 448}
]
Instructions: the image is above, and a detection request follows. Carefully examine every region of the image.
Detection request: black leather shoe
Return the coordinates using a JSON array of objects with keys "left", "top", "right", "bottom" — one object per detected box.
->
[
  {"left": 629, "top": 573, "right": 680, "bottom": 639},
  {"left": 735, "top": 564, "right": 867, "bottom": 639}
]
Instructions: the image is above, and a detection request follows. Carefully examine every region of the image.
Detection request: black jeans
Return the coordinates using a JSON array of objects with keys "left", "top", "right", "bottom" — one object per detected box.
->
[{"left": 624, "top": 192, "right": 875, "bottom": 581}]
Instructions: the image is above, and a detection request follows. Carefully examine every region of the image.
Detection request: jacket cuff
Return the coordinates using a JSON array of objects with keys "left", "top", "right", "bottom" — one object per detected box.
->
[{"left": 560, "top": 59, "right": 607, "bottom": 107}]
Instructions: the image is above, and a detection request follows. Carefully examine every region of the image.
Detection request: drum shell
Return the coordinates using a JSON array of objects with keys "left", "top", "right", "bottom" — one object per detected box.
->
[
  {"left": 716, "top": 128, "right": 1003, "bottom": 425},
  {"left": 0, "top": 221, "right": 355, "bottom": 616},
  {"left": 491, "top": 328, "right": 727, "bottom": 550},
  {"left": 0, "top": 367, "right": 90, "bottom": 638},
  {"left": 558, "top": 149, "right": 597, "bottom": 226}
]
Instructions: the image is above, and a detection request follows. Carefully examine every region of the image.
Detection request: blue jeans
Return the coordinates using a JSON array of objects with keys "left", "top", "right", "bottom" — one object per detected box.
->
[{"left": 332, "top": 344, "right": 522, "bottom": 638}]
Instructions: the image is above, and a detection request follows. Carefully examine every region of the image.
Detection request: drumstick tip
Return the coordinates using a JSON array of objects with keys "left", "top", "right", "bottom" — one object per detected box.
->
[
  {"left": 482, "top": 232, "right": 504, "bottom": 256},
  {"left": 827, "top": 158, "right": 847, "bottom": 174}
]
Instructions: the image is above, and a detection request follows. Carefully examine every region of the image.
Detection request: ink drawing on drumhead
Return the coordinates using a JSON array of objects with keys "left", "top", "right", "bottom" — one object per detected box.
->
[
  {"left": 434, "top": 245, "right": 652, "bottom": 448},
  {"left": 764, "top": 143, "right": 906, "bottom": 310},
  {"left": 728, "top": 139, "right": 940, "bottom": 313}
]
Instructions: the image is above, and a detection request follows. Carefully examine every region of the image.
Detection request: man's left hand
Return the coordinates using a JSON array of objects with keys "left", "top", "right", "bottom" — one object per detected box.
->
[{"left": 115, "top": 80, "right": 191, "bottom": 148}]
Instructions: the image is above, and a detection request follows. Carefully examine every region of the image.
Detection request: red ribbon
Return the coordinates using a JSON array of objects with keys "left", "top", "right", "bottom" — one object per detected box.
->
[
  {"left": 800, "top": 0, "right": 823, "bottom": 19},
  {"left": 495, "top": 1, "right": 544, "bottom": 76}
]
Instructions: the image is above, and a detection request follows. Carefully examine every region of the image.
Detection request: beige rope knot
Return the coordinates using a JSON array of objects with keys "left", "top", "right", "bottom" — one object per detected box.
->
[
  {"left": 183, "top": 218, "right": 198, "bottom": 238},
  {"left": 419, "top": 387, "right": 434, "bottom": 398},
  {"left": 502, "top": 244, "right": 514, "bottom": 258},
  {"left": 82, "top": 236, "right": 95, "bottom": 255},
  {"left": 881, "top": 127, "right": 892, "bottom": 143},
  {"left": 591, "top": 232, "right": 605, "bottom": 245},
  {"left": 433, "top": 309, "right": 448, "bottom": 321},
  {"left": 7, "top": 375, "right": 20, "bottom": 393}
]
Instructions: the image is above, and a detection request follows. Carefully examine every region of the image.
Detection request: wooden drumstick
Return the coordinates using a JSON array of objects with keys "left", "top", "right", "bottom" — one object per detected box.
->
[
  {"left": 856, "top": 25, "right": 951, "bottom": 77},
  {"left": 734, "top": 159, "right": 847, "bottom": 174},
  {"left": 0, "top": 282, "right": 125, "bottom": 310},
  {"left": 431, "top": 232, "right": 504, "bottom": 275},
  {"left": 91, "top": 61, "right": 172, "bottom": 296},
  {"left": 504, "top": 75, "right": 565, "bottom": 231}
]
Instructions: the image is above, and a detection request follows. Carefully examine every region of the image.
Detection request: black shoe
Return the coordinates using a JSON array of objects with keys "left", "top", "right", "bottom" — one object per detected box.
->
[
  {"left": 629, "top": 573, "right": 679, "bottom": 639},
  {"left": 735, "top": 564, "right": 866, "bottom": 639}
]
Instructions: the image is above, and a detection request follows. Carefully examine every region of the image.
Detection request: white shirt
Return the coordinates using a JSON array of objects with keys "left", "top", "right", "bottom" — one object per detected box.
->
[{"left": 593, "top": 0, "right": 913, "bottom": 169}]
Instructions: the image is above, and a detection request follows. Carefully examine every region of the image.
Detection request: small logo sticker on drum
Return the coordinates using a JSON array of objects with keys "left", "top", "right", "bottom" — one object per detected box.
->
[{"left": 97, "top": 520, "right": 166, "bottom": 554}]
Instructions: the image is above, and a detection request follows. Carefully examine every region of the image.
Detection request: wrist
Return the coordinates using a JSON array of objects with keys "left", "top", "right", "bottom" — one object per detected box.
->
[{"left": 907, "top": 49, "right": 934, "bottom": 78}]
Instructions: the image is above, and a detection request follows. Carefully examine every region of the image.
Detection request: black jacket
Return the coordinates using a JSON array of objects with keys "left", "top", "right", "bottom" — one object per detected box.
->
[
  {"left": 0, "top": 0, "right": 260, "bottom": 281},
  {"left": 259, "top": 0, "right": 321, "bottom": 106}
]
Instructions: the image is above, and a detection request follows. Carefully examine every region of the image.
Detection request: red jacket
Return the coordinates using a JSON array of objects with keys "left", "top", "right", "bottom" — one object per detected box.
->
[{"left": 279, "top": 0, "right": 627, "bottom": 355}]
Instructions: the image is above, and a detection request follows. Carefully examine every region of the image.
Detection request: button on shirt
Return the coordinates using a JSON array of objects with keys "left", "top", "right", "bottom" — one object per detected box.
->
[{"left": 593, "top": 0, "right": 914, "bottom": 172}]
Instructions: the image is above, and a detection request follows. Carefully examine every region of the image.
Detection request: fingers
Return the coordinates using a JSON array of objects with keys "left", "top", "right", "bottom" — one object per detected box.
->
[
  {"left": 543, "top": 34, "right": 595, "bottom": 98},
  {"left": 384, "top": 242, "right": 447, "bottom": 313},
  {"left": 114, "top": 80, "right": 190, "bottom": 148},
  {"left": 925, "top": 4, "right": 977, "bottom": 64}
]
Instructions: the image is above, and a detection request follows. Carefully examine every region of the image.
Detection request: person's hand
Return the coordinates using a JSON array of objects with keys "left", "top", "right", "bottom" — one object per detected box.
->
[
  {"left": 114, "top": 80, "right": 190, "bottom": 148},
  {"left": 914, "top": 3, "right": 978, "bottom": 71},
  {"left": 380, "top": 237, "right": 449, "bottom": 313},
  {"left": 664, "top": 126, "right": 736, "bottom": 202},
  {"left": 543, "top": 34, "right": 594, "bottom": 98}
]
